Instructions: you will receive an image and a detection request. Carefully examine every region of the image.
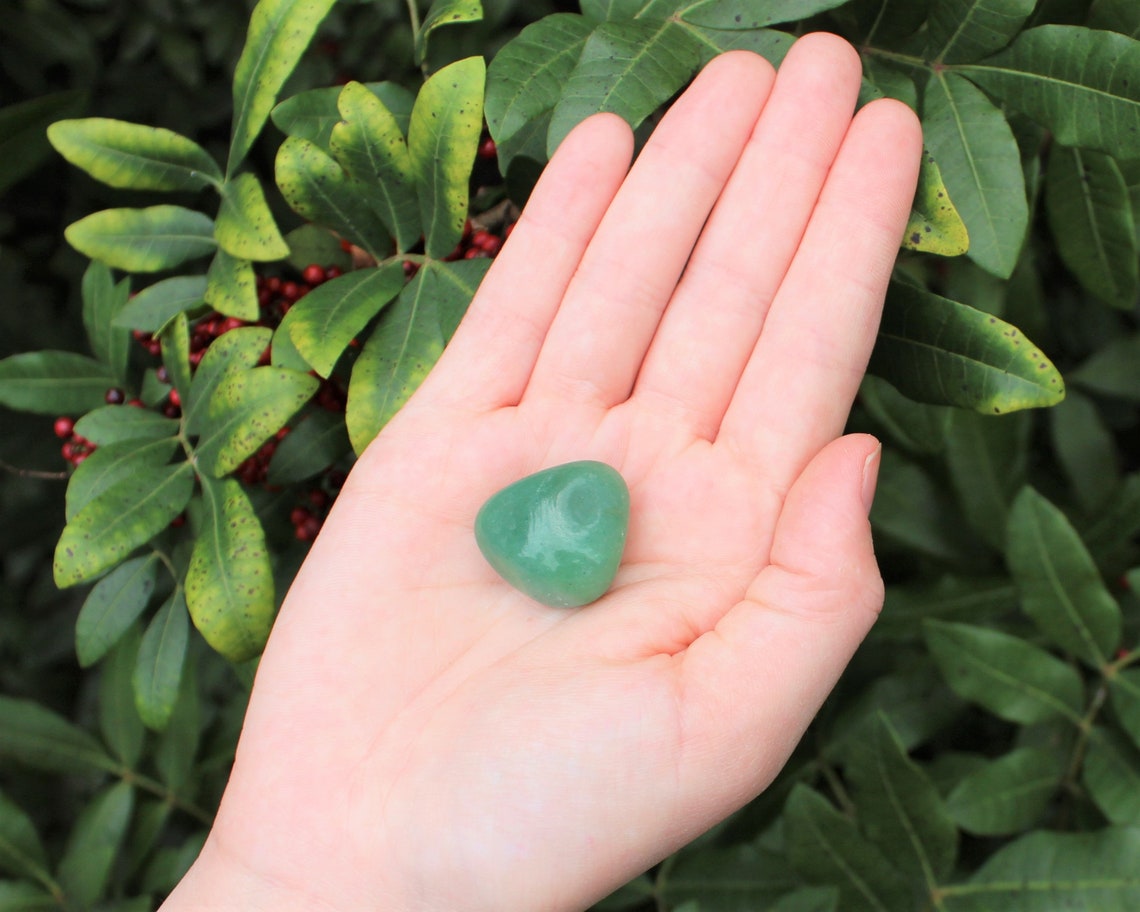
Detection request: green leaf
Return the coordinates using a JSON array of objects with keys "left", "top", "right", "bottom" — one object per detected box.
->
[
  {"left": 485, "top": 14, "right": 593, "bottom": 172},
  {"left": 132, "top": 590, "right": 188, "bottom": 730},
  {"left": 679, "top": 0, "right": 850, "bottom": 28},
  {"left": 0, "top": 351, "right": 116, "bottom": 416},
  {"left": 65, "top": 205, "right": 216, "bottom": 273},
  {"left": 1070, "top": 334, "right": 1140, "bottom": 401},
  {"left": 683, "top": 23, "right": 795, "bottom": 67},
  {"left": 47, "top": 117, "right": 222, "bottom": 192},
  {"left": 194, "top": 366, "right": 318, "bottom": 477},
  {"left": 860, "top": 375, "right": 952, "bottom": 455},
  {"left": 1050, "top": 390, "right": 1122, "bottom": 510},
  {"left": 408, "top": 57, "right": 486, "bottom": 259},
  {"left": 0, "top": 696, "right": 117, "bottom": 775},
  {"left": 284, "top": 225, "right": 353, "bottom": 274},
  {"left": 845, "top": 715, "right": 958, "bottom": 884},
  {"left": 1083, "top": 727, "right": 1140, "bottom": 825},
  {"left": 430, "top": 257, "right": 492, "bottom": 340},
  {"left": 1006, "top": 486, "right": 1122, "bottom": 668},
  {"left": 416, "top": 0, "right": 483, "bottom": 64},
  {"left": 271, "top": 82, "right": 416, "bottom": 151},
  {"left": 228, "top": 0, "right": 339, "bottom": 177},
  {"left": 959, "top": 26, "right": 1140, "bottom": 161},
  {"left": 878, "top": 575, "right": 1019, "bottom": 639},
  {"left": 923, "top": 73, "right": 1027, "bottom": 277},
  {"left": 1045, "top": 145, "right": 1139, "bottom": 309},
  {"left": 98, "top": 630, "right": 146, "bottom": 767},
  {"left": 784, "top": 785, "right": 911, "bottom": 912},
  {"left": 275, "top": 135, "right": 391, "bottom": 260},
  {"left": 870, "top": 449, "right": 984, "bottom": 564},
  {"left": 215, "top": 173, "right": 290, "bottom": 261},
  {"left": 206, "top": 249, "right": 261, "bottom": 322},
  {"left": 330, "top": 81, "right": 421, "bottom": 253},
  {"left": 81, "top": 261, "right": 131, "bottom": 385},
  {"left": 945, "top": 747, "right": 1062, "bottom": 834},
  {"left": 185, "top": 477, "right": 275, "bottom": 662},
  {"left": 944, "top": 410, "right": 1030, "bottom": 551},
  {"left": 0, "top": 791, "right": 49, "bottom": 883},
  {"left": 113, "top": 275, "right": 208, "bottom": 333},
  {"left": 57, "top": 782, "right": 134, "bottom": 908},
  {"left": 767, "top": 888, "right": 839, "bottom": 912},
  {"left": 54, "top": 460, "right": 195, "bottom": 588},
  {"left": 927, "top": 0, "right": 1036, "bottom": 63},
  {"left": 661, "top": 842, "right": 799, "bottom": 911},
  {"left": 923, "top": 619, "right": 1085, "bottom": 724},
  {"left": 153, "top": 659, "right": 201, "bottom": 791},
  {"left": 346, "top": 266, "right": 445, "bottom": 454},
  {"left": 1112, "top": 669, "right": 1140, "bottom": 751},
  {"left": 902, "top": 148, "right": 971, "bottom": 256},
  {"left": 869, "top": 279, "right": 1065, "bottom": 414},
  {"left": 0, "top": 90, "right": 85, "bottom": 194},
  {"left": 267, "top": 410, "right": 351, "bottom": 485},
  {"left": 941, "top": 827, "right": 1140, "bottom": 910},
  {"left": 64, "top": 438, "right": 182, "bottom": 522},
  {"left": 73, "top": 405, "right": 179, "bottom": 447},
  {"left": 184, "top": 326, "right": 272, "bottom": 436},
  {"left": 282, "top": 263, "right": 406, "bottom": 377},
  {"left": 75, "top": 554, "right": 158, "bottom": 667},
  {"left": 547, "top": 20, "right": 700, "bottom": 156},
  {"left": 161, "top": 313, "right": 193, "bottom": 403},
  {"left": 1090, "top": 0, "right": 1140, "bottom": 38},
  {"left": 0, "top": 881, "right": 56, "bottom": 912}
]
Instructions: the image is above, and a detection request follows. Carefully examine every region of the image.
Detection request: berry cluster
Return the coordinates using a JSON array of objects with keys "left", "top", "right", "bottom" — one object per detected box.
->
[{"left": 53, "top": 415, "right": 94, "bottom": 467}]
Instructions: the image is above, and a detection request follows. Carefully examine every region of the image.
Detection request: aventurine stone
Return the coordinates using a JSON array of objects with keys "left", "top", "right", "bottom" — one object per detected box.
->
[{"left": 474, "top": 460, "right": 630, "bottom": 608}]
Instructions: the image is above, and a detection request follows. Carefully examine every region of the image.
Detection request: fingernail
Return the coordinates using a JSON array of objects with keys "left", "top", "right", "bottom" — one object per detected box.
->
[{"left": 861, "top": 443, "right": 882, "bottom": 516}]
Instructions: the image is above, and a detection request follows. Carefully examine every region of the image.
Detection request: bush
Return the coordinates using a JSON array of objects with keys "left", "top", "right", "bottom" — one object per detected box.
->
[{"left": 0, "top": 1, "right": 1138, "bottom": 909}]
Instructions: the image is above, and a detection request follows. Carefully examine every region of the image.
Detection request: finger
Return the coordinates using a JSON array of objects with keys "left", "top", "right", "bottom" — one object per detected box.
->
[
  {"left": 632, "top": 33, "right": 863, "bottom": 438},
  {"left": 673, "top": 435, "right": 884, "bottom": 817},
  {"left": 718, "top": 98, "right": 922, "bottom": 484},
  {"left": 523, "top": 50, "right": 776, "bottom": 410},
  {"left": 421, "top": 113, "right": 634, "bottom": 411}
]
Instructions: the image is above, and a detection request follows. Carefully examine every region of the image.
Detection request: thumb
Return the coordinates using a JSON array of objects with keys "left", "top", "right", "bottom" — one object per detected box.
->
[{"left": 674, "top": 434, "right": 885, "bottom": 819}]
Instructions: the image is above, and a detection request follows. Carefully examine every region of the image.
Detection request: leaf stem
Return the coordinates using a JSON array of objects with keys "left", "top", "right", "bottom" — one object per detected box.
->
[
  {"left": 0, "top": 457, "right": 69, "bottom": 480},
  {"left": 405, "top": 0, "right": 422, "bottom": 47},
  {"left": 120, "top": 766, "right": 214, "bottom": 826}
]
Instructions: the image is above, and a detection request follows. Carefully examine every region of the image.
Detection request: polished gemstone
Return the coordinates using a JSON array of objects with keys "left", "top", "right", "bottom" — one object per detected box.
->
[{"left": 474, "top": 461, "right": 630, "bottom": 608}]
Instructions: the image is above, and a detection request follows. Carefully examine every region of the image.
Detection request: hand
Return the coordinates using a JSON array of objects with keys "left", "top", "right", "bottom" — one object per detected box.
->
[{"left": 162, "top": 33, "right": 922, "bottom": 912}]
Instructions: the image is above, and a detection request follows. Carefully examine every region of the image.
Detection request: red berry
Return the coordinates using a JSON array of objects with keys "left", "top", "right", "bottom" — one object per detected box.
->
[
  {"left": 168, "top": 388, "right": 181, "bottom": 408},
  {"left": 308, "top": 489, "right": 330, "bottom": 509},
  {"left": 105, "top": 387, "right": 125, "bottom": 405},
  {"left": 61, "top": 441, "right": 76, "bottom": 461},
  {"left": 290, "top": 506, "right": 312, "bottom": 527},
  {"left": 217, "top": 316, "right": 244, "bottom": 335},
  {"left": 267, "top": 276, "right": 282, "bottom": 292},
  {"left": 127, "top": 398, "right": 145, "bottom": 408},
  {"left": 301, "top": 264, "right": 326, "bottom": 285},
  {"left": 477, "top": 136, "right": 497, "bottom": 160},
  {"left": 169, "top": 513, "right": 186, "bottom": 528},
  {"left": 156, "top": 366, "right": 170, "bottom": 383},
  {"left": 325, "top": 265, "right": 343, "bottom": 280},
  {"left": 53, "top": 416, "right": 75, "bottom": 439},
  {"left": 281, "top": 281, "right": 302, "bottom": 302}
]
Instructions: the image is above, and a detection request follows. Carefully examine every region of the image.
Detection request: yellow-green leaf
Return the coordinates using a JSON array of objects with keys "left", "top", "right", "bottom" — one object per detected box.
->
[
  {"left": 228, "top": 0, "right": 338, "bottom": 176},
  {"left": 206, "top": 249, "right": 260, "bottom": 321},
  {"left": 185, "top": 477, "right": 274, "bottom": 662},
  {"left": 408, "top": 56, "right": 486, "bottom": 259},
  {"left": 65, "top": 205, "right": 216, "bottom": 273},
  {"left": 54, "top": 460, "right": 194, "bottom": 588},
  {"left": 215, "top": 172, "right": 290, "bottom": 261},
  {"left": 903, "top": 149, "right": 970, "bottom": 256},
  {"left": 47, "top": 117, "right": 222, "bottom": 192},
  {"left": 281, "top": 262, "right": 405, "bottom": 377},
  {"left": 194, "top": 366, "right": 318, "bottom": 477}
]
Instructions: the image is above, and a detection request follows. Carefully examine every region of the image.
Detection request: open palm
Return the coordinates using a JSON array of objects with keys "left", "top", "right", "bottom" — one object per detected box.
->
[{"left": 164, "top": 34, "right": 922, "bottom": 912}]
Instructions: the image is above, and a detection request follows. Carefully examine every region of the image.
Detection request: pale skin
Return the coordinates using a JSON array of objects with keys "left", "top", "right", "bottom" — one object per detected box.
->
[{"left": 162, "top": 33, "right": 923, "bottom": 912}]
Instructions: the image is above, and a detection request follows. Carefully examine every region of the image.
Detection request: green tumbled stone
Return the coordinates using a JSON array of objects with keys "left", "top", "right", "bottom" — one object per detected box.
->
[{"left": 474, "top": 460, "right": 630, "bottom": 608}]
